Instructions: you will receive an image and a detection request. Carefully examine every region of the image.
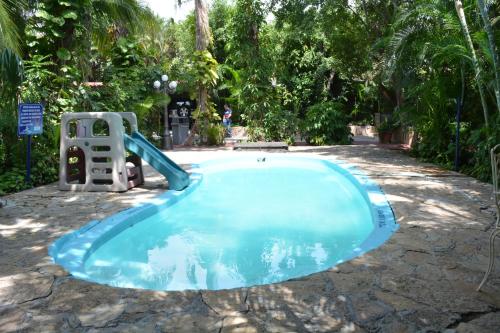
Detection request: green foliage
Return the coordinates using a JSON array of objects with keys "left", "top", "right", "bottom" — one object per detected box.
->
[
  {"left": 0, "top": 168, "right": 29, "bottom": 195},
  {"left": 0, "top": 139, "right": 59, "bottom": 196},
  {"left": 188, "top": 49, "right": 221, "bottom": 144},
  {"left": 302, "top": 102, "right": 351, "bottom": 145},
  {"left": 262, "top": 108, "right": 297, "bottom": 144},
  {"left": 205, "top": 123, "right": 225, "bottom": 146},
  {"left": 192, "top": 50, "right": 219, "bottom": 87},
  {"left": 0, "top": 0, "right": 168, "bottom": 195},
  {"left": 225, "top": 0, "right": 276, "bottom": 124},
  {"left": 247, "top": 124, "right": 265, "bottom": 142},
  {"left": 247, "top": 108, "right": 298, "bottom": 144},
  {"left": 0, "top": 48, "right": 60, "bottom": 195},
  {"left": 0, "top": 0, "right": 499, "bottom": 194},
  {"left": 464, "top": 116, "right": 500, "bottom": 182},
  {"left": 0, "top": 0, "right": 26, "bottom": 53},
  {"left": 209, "top": 0, "right": 233, "bottom": 63},
  {"left": 377, "top": 119, "right": 397, "bottom": 133},
  {"left": 0, "top": 48, "right": 24, "bottom": 172}
]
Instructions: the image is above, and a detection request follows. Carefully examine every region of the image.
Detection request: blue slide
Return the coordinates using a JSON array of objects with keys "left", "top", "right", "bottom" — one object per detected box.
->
[{"left": 123, "top": 131, "right": 190, "bottom": 190}]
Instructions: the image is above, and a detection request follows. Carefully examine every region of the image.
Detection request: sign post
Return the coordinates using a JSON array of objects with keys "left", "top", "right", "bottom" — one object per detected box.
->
[
  {"left": 454, "top": 97, "right": 462, "bottom": 172},
  {"left": 17, "top": 103, "right": 44, "bottom": 183}
]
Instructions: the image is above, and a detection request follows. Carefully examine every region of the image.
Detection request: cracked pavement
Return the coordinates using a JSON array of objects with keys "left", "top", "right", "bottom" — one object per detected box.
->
[{"left": 1, "top": 145, "right": 499, "bottom": 332}]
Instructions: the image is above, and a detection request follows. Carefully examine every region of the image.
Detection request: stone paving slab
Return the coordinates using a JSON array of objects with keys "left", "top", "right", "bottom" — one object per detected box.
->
[{"left": 0, "top": 145, "right": 499, "bottom": 332}]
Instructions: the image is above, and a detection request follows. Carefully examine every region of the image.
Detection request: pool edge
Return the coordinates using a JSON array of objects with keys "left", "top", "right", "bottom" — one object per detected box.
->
[
  {"left": 49, "top": 156, "right": 399, "bottom": 287},
  {"left": 49, "top": 170, "right": 203, "bottom": 281}
]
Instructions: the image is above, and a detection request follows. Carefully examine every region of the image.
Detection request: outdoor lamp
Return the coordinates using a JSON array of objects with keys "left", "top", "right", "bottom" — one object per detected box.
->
[
  {"left": 153, "top": 75, "right": 178, "bottom": 150},
  {"left": 169, "top": 81, "right": 178, "bottom": 90}
]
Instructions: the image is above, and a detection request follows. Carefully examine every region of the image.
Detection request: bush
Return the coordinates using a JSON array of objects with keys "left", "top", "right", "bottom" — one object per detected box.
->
[
  {"left": 205, "top": 123, "right": 226, "bottom": 146},
  {"left": 302, "top": 101, "right": 352, "bottom": 145},
  {"left": 463, "top": 116, "right": 500, "bottom": 182},
  {"left": 247, "top": 124, "right": 266, "bottom": 142},
  {"left": 263, "top": 108, "right": 298, "bottom": 145},
  {"left": 0, "top": 168, "right": 30, "bottom": 195},
  {"left": 0, "top": 148, "right": 59, "bottom": 196},
  {"left": 377, "top": 119, "right": 397, "bottom": 133},
  {"left": 246, "top": 108, "right": 298, "bottom": 144}
]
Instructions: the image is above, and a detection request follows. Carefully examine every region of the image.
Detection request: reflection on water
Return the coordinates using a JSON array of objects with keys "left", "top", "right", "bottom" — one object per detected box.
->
[
  {"left": 311, "top": 243, "right": 328, "bottom": 267},
  {"left": 148, "top": 235, "right": 207, "bottom": 290},
  {"left": 86, "top": 232, "right": 361, "bottom": 290},
  {"left": 261, "top": 240, "right": 288, "bottom": 283},
  {"left": 84, "top": 159, "right": 374, "bottom": 291}
]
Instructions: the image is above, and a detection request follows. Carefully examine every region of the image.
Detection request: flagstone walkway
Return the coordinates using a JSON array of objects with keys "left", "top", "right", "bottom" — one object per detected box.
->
[{"left": 1, "top": 145, "right": 499, "bottom": 332}]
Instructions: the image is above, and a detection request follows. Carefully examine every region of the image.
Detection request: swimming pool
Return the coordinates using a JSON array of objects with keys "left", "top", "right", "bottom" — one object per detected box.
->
[{"left": 50, "top": 155, "right": 398, "bottom": 291}]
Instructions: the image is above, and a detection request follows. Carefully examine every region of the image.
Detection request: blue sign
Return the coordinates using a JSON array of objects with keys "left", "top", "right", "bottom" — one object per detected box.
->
[{"left": 18, "top": 103, "right": 44, "bottom": 136}]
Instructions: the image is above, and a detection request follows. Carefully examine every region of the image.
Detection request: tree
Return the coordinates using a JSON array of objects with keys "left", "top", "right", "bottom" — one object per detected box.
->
[
  {"left": 0, "top": 0, "right": 25, "bottom": 54},
  {"left": 209, "top": 0, "right": 233, "bottom": 63},
  {"left": 0, "top": 48, "right": 23, "bottom": 170},
  {"left": 454, "top": 0, "right": 490, "bottom": 127},
  {"left": 226, "top": 0, "right": 272, "bottom": 123},
  {"left": 476, "top": 0, "right": 500, "bottom": 114},
  {"left": 177, "top": 0, "right": 219, "bottom": 145},
  {"left": 0, "top": 1, "right": 25, "bottom": 172},
  {"left": 194, "top": 0, "right": 211, "bottom": 138}
]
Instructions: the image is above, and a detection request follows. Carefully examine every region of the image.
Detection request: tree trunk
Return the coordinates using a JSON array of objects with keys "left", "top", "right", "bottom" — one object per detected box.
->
[
  {"left": 455, "top": 0, "right": 490, "bottom": 127},
  {"left": 195, "top": 0, "right": 210, "bottom": 51},
  {"left": 184, "top": 0, "right": 211, "bottom": 145},
  {"left": 195, "top": 0, "right": 210, "bottom": 126},
  {"left": 477, "top": 0, "right": 500, "bottom": 114}
]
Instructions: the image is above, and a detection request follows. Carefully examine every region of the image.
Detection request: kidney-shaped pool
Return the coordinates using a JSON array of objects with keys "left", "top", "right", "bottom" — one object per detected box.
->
[{"left": 50, "top": 156, "right": 398, "bottom": 291}]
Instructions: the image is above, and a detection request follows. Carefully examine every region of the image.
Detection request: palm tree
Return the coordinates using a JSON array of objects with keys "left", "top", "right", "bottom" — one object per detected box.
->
[
  {"left": 0, "top": 0, "right": 25, "bottom": 170},
  {"left": 92, "top": 1, "right": 157, "bottom": 59},
  {"left": 92, "top": 0, "right": 143, "bottom": 24},
  {"left": 26, "top": 0, "right": 148, "bottom": 81},
  {"left": 476, "top": 0, "right": 500, "bottom": 114},
  {"left": 194, "top": 0, "right": 210, "bottom": 136},
  {"left": 454, "top": 0, "right": 490, "bottom": 127},
  {"left": 177, "top": 0, "right": 212, "bottom": 144},
  {"left": 79, "top": 0, "right": 147, "bottom": 55},
  {"left": 0, "top": 48, "right": 23, "bottom": 169},
  {"left": 0, "top": 0, "right": 25, "bottom": 54},
  {"left": 135, "top": 10, "right": 171, "bottom": 65}
]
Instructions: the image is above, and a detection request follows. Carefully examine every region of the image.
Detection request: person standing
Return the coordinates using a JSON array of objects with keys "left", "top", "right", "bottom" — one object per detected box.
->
[{"left": 223, "top": 104, "right": 232, "bottom": 137}]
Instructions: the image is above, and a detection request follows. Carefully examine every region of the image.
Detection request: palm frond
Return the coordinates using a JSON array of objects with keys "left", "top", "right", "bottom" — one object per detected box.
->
[
  {"left": 0, "top": 0, "right": 25, "bottom": 54},
  {"left": 432, "top": 43, "right": 472, "bottom": 66},
  {"left": 0, "top": 48, "right": 23, "bottom": 96},
  {"left": 92, "top": 0, "right": 145, "bottom": 27},
  {"left": 473, "top": 30, "right": 494, "bottom": 66}
]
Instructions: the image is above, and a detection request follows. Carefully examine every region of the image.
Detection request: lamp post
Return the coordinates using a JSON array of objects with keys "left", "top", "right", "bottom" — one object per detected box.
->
[{"left": 153, "top": 75, "right": 178, "bottom": 150}]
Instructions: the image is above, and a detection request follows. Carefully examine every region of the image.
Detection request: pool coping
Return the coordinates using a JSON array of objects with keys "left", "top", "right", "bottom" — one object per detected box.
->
[
  {"left": 49, "top": 154, "right": 399, "bottom": 288},
  {"left": 325, "top": 158, "right": 400, "bottom": 265}
]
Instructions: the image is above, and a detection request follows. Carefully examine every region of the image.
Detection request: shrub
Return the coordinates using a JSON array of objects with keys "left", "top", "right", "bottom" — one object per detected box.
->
[
  {"left": 0, "top": 169, "right": 30, "bottom": 195},
  {"left": 377, "top": 119, "right": 397, "bottom": 133},
  {"left": 246, "top": 108, "right": 298, "bottom": 144},
  {"left": 263, "top": 108, "right": 298, "bottom": 145},
  {"left": 463, "top": 116, "right": 500, "bottom": 182},
  {"left": 206, "top": 123, "right": 226, "bottom": 146},
  {"left": 247, "top": 123, "right": 266, "bottom": 142},
  {"left": 302, "top": 101, "right": 352, "bottom": 145},
  {"left": 0, "top": 148, "right": 59, "bottom": 196}
]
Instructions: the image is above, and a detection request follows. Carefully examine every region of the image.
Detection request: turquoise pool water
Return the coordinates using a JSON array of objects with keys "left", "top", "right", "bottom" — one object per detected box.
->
[{"left": 51, "top": 156, "right": 397, "bottom": 291}]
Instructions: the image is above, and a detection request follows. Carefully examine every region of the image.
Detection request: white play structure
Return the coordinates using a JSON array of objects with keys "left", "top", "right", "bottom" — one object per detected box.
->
[{"left": 59, "top": 112, "right": 189, "bottom": 192}]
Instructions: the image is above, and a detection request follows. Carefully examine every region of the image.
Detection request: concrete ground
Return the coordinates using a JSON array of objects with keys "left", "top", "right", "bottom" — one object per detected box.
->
[{"left": 0, "top": 145, "right": 499, "bottom": 332}]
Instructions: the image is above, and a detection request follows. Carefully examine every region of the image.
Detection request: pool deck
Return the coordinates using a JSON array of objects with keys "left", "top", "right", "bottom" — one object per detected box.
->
[{"left": 1, "top": 145, "right": 499, "bottom": 332}]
